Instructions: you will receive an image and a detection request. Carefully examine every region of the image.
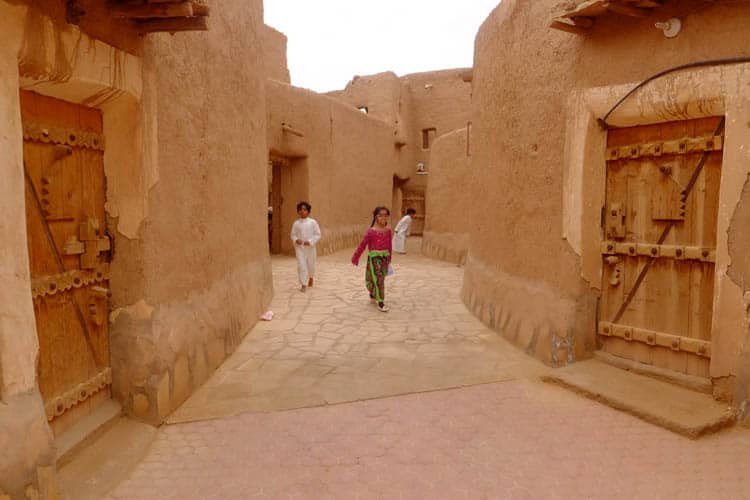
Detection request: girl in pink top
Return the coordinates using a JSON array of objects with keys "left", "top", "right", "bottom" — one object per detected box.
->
[{"left": 352, "top": 206, "right": 393, "bottom": 312}]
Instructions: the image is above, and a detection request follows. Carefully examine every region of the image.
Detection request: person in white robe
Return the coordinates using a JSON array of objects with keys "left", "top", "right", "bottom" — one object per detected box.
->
[
  {"left": 392, "top": 208, "right": 416, "bottom": 254},
  {"left": 291, "top": 201, "right": 321, "bottom": 291}
]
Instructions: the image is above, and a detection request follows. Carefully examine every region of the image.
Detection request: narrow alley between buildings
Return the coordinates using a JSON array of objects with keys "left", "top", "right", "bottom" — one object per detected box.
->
[{"left": 58, "top": 242, "right": 750, "bottom": 499}]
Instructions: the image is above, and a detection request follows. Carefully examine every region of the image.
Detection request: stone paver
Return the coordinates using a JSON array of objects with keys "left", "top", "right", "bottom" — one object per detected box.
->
[
  {"left": 167, "top": 240, "right": 546, "bottom": 423},
  {"left": 107, "top": 380, "right": 750, "bottom": 500}
]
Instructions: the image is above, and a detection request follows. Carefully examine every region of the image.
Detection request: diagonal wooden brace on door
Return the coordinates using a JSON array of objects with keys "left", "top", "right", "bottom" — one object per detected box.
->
[
  {"left": 63, "top": 218, "right": 111, "bottom": 269},
  {"left": 25, "top": 164, "right": 104, "bottom": 368}
]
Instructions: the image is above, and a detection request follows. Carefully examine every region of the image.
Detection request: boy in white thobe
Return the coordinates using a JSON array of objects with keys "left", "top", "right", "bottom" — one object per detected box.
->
[
  {"left": 392, "top": 208, "right": 416, "bottom": 254},
  {"left": 291, "top": 201, "right": 321, "bottom": 292}
]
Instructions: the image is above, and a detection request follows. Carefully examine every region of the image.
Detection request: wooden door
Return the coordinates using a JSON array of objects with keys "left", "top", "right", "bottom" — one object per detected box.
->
[
  {"left": 401, "top": 192, "right": 425, "bottom": 235},
  {"left": 598, "top": 116, "right": 723, "bottom": 378},
  {"left": 21, "top": 90, "right": 112, "bottom": 435},
  {"left": 269, "top": 156, "right": 286, "bottom": 254}
]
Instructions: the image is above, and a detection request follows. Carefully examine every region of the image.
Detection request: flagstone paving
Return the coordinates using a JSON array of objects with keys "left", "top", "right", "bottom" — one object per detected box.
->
[
  {"left": 166, "top": 240, "right": 547, "bottom": 423},
  {"left": 101, "top": 240, "right": 750, "bottom": 499}
]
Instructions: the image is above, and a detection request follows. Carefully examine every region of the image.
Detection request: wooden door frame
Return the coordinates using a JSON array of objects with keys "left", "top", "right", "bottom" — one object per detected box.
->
[{"left": 561, "top": 64, "right": 750, "bottom": 395}]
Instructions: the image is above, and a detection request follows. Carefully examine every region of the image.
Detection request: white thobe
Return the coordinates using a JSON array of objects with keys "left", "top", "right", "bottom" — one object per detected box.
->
[
  {"left": 392, "top": 215, "right": 412, "bottom": 253},
  {"left": 291, "top": 217, "right": 321, "bottom": 285}
]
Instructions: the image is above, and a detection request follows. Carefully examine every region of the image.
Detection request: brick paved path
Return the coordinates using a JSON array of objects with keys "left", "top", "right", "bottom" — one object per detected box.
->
[
  {"left": 108, "top": 379, "right": 750, "bottom": 499},
  {"left": 105, "top": 245, "right": 750, "bottom": 499}
]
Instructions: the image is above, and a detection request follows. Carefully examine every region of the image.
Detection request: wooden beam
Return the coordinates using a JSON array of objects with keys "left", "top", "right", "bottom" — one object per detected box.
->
[
  {"left": 571, "top": 16, "right": 595, "bottom": 28},
  {"left": 281, "top": 123, "right": 304, "bottom": 137},
  {"left": 192, "top": 3, "right": 209, "bottom": 16},
  {"left": 626, "top": 0, "right": 663, "bottom": 7},
  {"left": 608, "top": 1, "right": 650, "bottom": 17},
  {"left": 550, "top": 20, "right": 590, "bottom": 35},
  {"left": 558, "top": 0, "right": 610, "bottom": 19},
  {"left": 112, "top": 2, "right": 194, "bottom": 18},
  {"left": 137, "top": 16, "right": 208, "bottom": 33}
]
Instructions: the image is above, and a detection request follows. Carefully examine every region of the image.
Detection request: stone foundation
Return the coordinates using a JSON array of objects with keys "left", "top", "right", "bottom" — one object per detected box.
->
[
  {"left": 461, "top": 255, "right": 596, "bottom": 367},
  {"left": 317, "top": 226, "right": 365, "bottom": 256},
  {"left": 110, "top": 258, "right": 272, "bottom": 424},
  {"left": 421, "top": 231, "right": 468, "bottom": 265}
]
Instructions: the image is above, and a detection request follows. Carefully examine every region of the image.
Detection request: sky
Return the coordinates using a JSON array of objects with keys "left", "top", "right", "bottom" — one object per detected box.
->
[{"left": 263, "top": 1, "right": 501, "bottom": 93}]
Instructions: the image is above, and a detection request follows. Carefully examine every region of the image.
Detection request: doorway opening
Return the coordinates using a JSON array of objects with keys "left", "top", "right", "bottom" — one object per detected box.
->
[
  {"left": 268, "top": 153, "right": 308, "bottom": 255},
  {"left": 401, "top": 191, "right": 426, "bottom": 236},
  {"left": 392, "top": 175, "right": 408, "bottom": 216}
]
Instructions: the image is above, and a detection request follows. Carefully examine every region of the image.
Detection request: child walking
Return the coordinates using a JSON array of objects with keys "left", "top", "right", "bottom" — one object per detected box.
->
[
  {"left": 351, "top": 206, "right": 392, "bottom": 312},
  {"left": 392, "top": 208, "right": 416, "bottom": 254},
  {"left": 291, "top": 201, "right": 321, "bottom": 292}
]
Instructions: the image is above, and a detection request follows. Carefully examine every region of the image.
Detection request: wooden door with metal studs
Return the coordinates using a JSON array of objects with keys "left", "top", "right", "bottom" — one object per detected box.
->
[
  {"left": 21, "top": 90, "right": 113, "bottom": 435},
  {"left": 599, "top": 116, "right": 724, "bottom": 378}
]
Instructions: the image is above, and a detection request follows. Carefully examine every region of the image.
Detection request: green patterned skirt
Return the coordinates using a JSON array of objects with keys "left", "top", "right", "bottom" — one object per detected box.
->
[{"left": 366, "top": 250, "right": 390, "bottom": 302}]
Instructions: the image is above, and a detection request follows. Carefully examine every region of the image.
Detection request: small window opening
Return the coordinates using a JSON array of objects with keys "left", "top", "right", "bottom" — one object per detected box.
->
[{"left": 422, "top": 127, "right": 436, "bottom": 149}]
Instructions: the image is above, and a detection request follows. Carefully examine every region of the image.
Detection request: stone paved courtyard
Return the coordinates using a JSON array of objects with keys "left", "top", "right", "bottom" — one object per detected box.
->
[
  {"left": 166, "top": 241, "right": 546, "bottom": 423},
  {"left": 103, "top": 243, "right": 750, "bottom": 499}
]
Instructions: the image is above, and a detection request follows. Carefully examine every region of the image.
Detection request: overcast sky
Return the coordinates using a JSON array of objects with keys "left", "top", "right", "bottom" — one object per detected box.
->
[{"left": 263, "top": 1, "right": 501, "bottom": 93}]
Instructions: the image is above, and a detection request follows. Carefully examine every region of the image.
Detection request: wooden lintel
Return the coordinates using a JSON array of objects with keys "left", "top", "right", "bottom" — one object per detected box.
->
[
  {"left": 137, "top": 16, "right": 208, "bottom": 33},
  {"left": 281, "top": 123, "right": 304, "bottom": 137},
  {"left": 571, "top": 16, "right": 595, "bottom": 28},
  {"left": 550, "top": 20, "right": 590, "bottom": 35},
  {"left": 112, "top": 2, "right": 194, "bottom": 19},
  {"left": 608, "top": 1, "right": 650, "bottom": 17}
]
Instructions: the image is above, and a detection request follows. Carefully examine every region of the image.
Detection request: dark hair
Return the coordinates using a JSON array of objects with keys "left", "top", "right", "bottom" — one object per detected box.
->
[
  {"left": 296, "top": 201, "right": 311, "bottom": 212},
  {"left": 370, "top": 206, "right": 390, "bottom": 227},
  {"left": 406, "top": 208, "right": 417, "bottom": 215}
]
